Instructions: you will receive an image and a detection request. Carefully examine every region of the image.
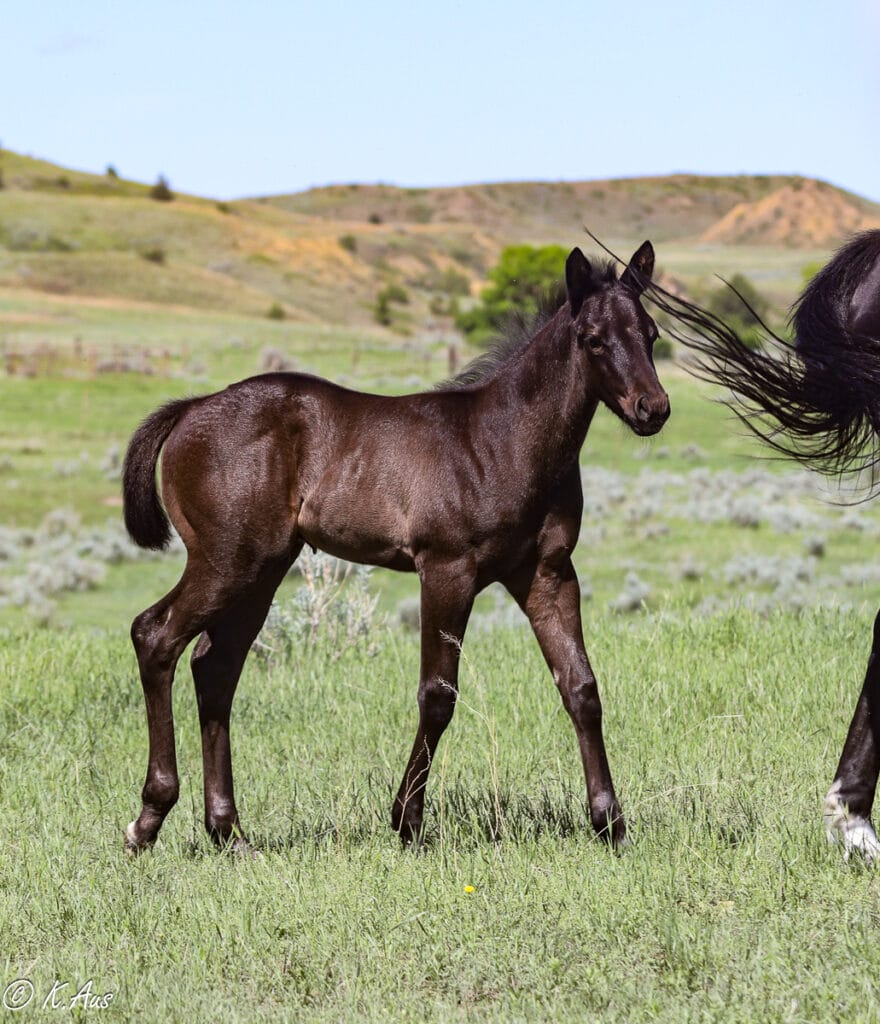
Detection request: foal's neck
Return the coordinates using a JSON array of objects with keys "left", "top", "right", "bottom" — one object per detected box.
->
[{"left": 484, "top": 309, "right": 599, "bottom": 480}]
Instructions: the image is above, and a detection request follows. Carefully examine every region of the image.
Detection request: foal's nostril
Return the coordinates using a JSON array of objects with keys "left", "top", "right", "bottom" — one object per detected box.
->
[{"left": 635, "top": 395, "right": 650, "bottom": 421}]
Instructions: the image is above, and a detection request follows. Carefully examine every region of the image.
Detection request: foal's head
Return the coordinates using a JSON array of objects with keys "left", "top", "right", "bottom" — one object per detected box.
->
[{"left": 565, "top": 242, "right": 670, "bottom": 436}]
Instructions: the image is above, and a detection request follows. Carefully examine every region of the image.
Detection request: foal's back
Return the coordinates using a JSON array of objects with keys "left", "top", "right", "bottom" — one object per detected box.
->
[{"left": 159, "top": 371, "right": 543, "bottom": 574}]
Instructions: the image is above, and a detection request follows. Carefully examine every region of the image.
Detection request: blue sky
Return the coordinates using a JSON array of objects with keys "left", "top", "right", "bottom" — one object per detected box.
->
[{"left": 3, "top": 1, "right": 877, "bottom": 200}]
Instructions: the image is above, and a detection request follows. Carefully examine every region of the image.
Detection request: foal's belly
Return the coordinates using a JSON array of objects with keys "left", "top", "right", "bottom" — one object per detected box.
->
[
  {"left": 296, "top": 481, "right": 537, "bottom": 580},
  {"left": 296, "top": 485, "right": 417, "bottom": 571}
]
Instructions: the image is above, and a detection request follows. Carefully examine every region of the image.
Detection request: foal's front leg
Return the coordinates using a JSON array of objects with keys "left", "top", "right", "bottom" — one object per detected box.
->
[
  {"left": 391, "top": 564, "right": 475, "bottom": 842},
  {"left": 825, "top": 609, "right": 880, "bottom": 863},
  {"left": 507, "top": 556, "right": 625, "bottom": 846}
]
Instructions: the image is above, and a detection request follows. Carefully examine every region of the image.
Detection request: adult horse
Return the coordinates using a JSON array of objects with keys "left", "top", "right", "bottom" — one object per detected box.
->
[
  {"left": 646, "top": 229, "right": 880, "bottom": 862},
  {"left": 121, "top": 242, "right": 669, "bottom": 856}
]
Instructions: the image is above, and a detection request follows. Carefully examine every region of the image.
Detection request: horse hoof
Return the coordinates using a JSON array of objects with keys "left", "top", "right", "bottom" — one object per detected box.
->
[
  {"left": 824, "top": 784, "right": 880, "bottom": 865},
  {"left": 228, "top": 836, "right": 263, "bottom": 860},
  {"left": 826, "top": 823, "right": 880, "bottom": 865},
  {"left": 123, "top": 821, "right": 152, "bottom": 858}
]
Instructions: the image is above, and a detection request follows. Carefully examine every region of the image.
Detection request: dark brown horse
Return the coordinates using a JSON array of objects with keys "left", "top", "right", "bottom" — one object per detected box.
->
[
  {"left": 647, "top": 229, "right": 880, "bottom": 862},
  {"left": 122, "top": 242, "right": 669, "bottom": 856}
]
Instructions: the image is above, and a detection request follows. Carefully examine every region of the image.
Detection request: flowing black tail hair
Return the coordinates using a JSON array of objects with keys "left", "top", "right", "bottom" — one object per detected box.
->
[
  {"left": 586, "top": 228, "right": 880, "bottom": 490},
  {"left": 123, "top": 397, "right": 193, "bottom": 549}
]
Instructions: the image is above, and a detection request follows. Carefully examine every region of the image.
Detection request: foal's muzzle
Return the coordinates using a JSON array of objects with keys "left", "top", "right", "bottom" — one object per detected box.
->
[{"left": 628, "top": 391, "right": 670, "bottom": 436}]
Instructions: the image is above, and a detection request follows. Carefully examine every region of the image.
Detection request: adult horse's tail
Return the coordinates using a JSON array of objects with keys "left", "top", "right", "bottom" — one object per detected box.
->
[
  {"left": 123, "top": 398, "right": 193, "bottom": 549},
  {"left": 645, "top": 231, "right": 880, "bottom": 486}
]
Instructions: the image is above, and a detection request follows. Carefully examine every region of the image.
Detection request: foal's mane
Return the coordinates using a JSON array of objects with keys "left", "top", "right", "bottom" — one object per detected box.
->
[{"left": 437, "top": 261, "right": 620, "bottom": 391}]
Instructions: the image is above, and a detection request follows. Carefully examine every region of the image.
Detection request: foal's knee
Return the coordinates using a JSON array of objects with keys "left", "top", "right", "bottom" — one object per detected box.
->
[
  {"left": 418, "top": 675, "right": 457, "bottom": 730},
  {"left": 141, "top": 771, "right": 179, "bottom": 814}
]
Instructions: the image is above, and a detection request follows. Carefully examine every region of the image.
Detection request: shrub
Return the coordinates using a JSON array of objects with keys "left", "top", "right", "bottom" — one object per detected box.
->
[
  {"left": 338, "top": 234, "right": 357, "bottom": 254},
  {"left": 149, "top": 175, "right": 174, "bottom": 202},
  {"left": 609, "top": 571, "right": 650, "bottom": 613},
  {"left": 397, "top": 596, "right": 420, "bottom": 631},
  {"left": 368, "top": 212, "right": 383, "bottom": 224},
  {"left": 266, "top": 302, "right": 286, "bottom": 320},
  {"left": 429, "top": 295, "right": 461, "bottom": 317},
  {"left": 380, "top": 282, "right": 409, "bottom": 305},
  {"left": 455, "top": 244, "right": 567, "bottom": 346},
  {"left": 436, "top": 266, "right": 470, "bottom": 297},
  {"left": 653, "top": 336, "right": 674, "bottom": 360},
  {"left": 140, "top": 246, "right": 166, "bottom": 264},
  {"left": 374, "top": 292, "right": 392, "bottom": 326},
  {"left": 253, "top": 551, "right": 382, "bottom": 663},
  {"left": 373, "top": 283, "right": 409, "bottom": 325},
  {"left": 705, "top": 273, "right": 771, "bottom": 350},
  {"left": 106, "top": 164, "right": 119, "bottom": 179},
  {"left": 259, "top": 346, "right": 297, "bottom": 372}
]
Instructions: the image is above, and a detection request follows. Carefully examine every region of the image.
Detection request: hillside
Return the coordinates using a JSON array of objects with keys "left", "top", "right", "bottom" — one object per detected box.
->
[
  {"left": 699, "top": 177, "right": 880, "bottom": 246},
  {"left": 2, "top": 149, "right": 879, "bottom": 329}
]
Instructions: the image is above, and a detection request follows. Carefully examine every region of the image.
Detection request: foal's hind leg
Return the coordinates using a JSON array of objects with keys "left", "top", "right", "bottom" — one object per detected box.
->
[
  {"left": 506, "top": 556, "right": 625, "bottom": 847},
  {"left": 125, "top": 555, "right": 283, "bottom": 855},
  {"left": 125, "top": 560, "right": 218, "bottom": 854},
  {"left": 392, "top": 564, "right": 475, "bottom": 843},
  {"left": 189, "top": 558, "right": 294, "bottom": 853},
  {"left": 824, "top": 609, "right": 880, "bottom": 863}
]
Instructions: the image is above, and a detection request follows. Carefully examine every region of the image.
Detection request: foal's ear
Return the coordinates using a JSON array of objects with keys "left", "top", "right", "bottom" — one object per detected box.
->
[
  {"left": 620, "top": 240, "right": 655, "bottom": 295},
  {"left": 566, "top": 247, "right": 595, "bottom": 317}
]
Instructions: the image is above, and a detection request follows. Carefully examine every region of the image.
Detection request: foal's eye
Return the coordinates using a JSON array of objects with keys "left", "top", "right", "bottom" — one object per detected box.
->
[{"left": 587, "top": 335, "right": 604, "bottom": 353}]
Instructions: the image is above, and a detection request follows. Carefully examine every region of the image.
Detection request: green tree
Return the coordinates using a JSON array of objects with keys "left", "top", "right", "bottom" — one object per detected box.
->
[{"left": 455, "top": 244, "right": 567, "bottom": 345}]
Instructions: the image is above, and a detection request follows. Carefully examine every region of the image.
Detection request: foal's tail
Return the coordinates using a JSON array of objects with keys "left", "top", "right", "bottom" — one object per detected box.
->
[
  {"left": 123, "top": 398, "right": 194, "bottom": 549},
  {"left": 643, "top": 260, "right": 880, "bottom": 489}
]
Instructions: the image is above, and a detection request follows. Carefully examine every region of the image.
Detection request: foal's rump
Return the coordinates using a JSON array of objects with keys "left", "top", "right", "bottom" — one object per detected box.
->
[
  {"left": 124, "top": 372, "right": 436, "bottom": 569},
  {"left": 124, "top": 375, "right": 310, "bottom": 561}
]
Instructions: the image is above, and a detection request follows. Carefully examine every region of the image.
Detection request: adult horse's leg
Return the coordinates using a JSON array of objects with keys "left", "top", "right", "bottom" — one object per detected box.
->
[
  {"left": 189, "top": 555, "right": 296, "bottom": 853},
  {"left": 824, "top": 609, "right": 880, "bottom": 862},
  {"left": 506, "top": 556, "right": 625, "bottom": 846},
  {"left": 391, "top": 564, "right": 476, "bottom": 843}
]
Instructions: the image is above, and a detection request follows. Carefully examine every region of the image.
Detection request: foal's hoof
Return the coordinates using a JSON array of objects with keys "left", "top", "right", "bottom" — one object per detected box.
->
[
  {"left": 391, "top": 810, "right": 425, "bottom": 848},
  {"left": 592, "top": 806, "right": 628, "bottom": 852},
  {"left": 227, "top": 836, "right": 263, "bottom": 860},
  {"left": 123, "top": 821, "right": 154, "bottom": 858},
  {"left": 391, "top": 800, "right": 424, "bottom": 846},
  {"left": 394, "top": 821, "right": 426, "bottom": 848}
]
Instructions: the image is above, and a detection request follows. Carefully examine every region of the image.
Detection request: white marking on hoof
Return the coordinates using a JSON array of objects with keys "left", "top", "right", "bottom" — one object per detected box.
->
[
  {"left": 824, "top": 781, "right": 880, "bottom": 864},
  {"left": 123, "top": 821, "right": 141, "bottom": 857}
]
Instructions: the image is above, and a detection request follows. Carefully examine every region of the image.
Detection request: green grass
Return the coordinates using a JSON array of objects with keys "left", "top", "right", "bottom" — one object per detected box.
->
[
  {"left": 5, "top": 290, "right": 880, "bottom": 1021},
  {"left": 6, "top": 156, "right": 880, "bottom": 1019},
  {"left": 5, "top": 337, "right": 880, "bottom": 632},
  {"left": 2, "top": 612, "right": 879, "bottom": 1021}
]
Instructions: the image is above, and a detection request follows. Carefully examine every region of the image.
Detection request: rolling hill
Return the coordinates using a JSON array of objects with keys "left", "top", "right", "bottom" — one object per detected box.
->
[{"left": 2, "top": 148, "right": 879, "bottom": 329}]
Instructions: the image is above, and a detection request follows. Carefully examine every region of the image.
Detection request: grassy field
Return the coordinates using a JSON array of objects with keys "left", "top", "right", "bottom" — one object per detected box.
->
[
  {"left": 2, "top": 612, "right": 880, "bottom": 1022},
  {"left": 3, "top": 323, "right": 880, "bottom": 633},
  {"left": 4, "top": 274, "right": 880, "bottom": 1019}
]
